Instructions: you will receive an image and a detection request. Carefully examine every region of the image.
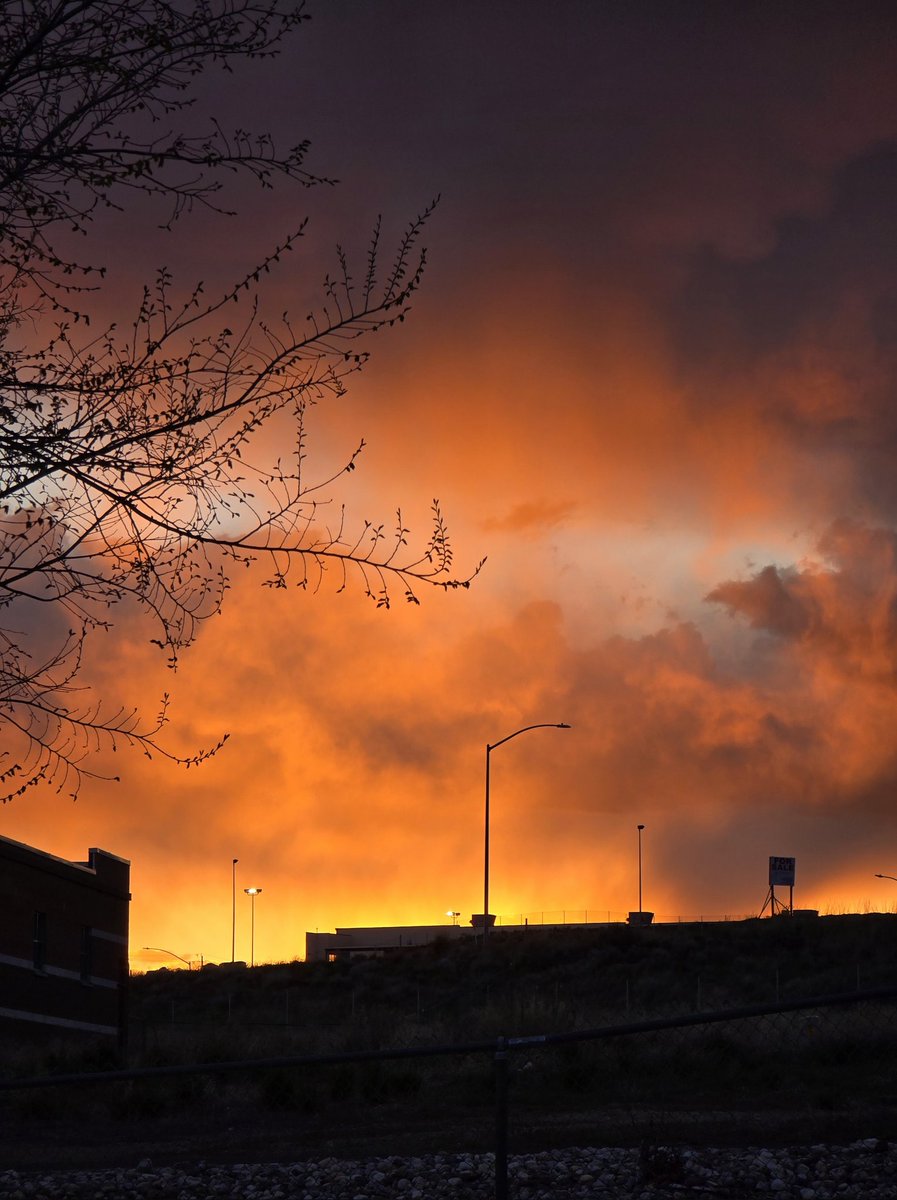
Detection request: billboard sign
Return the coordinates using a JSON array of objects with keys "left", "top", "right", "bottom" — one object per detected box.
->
[{"left": 769, "top": 856, "right": 796, "bottom": 886}]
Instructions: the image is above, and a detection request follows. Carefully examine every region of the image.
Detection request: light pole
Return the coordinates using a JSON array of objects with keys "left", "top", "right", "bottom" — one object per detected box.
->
[
  {"left": 446, "top": 910, "right": 460, "bottom": 926},
  {"left": 244, "top": 887, "right": 262, "bottom": 966},
  {"left": 231, "top": 858, "right": 238, "bottom": 962},
  {"left": 637, "top": 824, "right": 645, "bottom": 914},
  {"left": 142, "top": 946, "right": 192, "bottom": 969},
  {"left": 484, "top": 722, "right": 571, "bottom": 945}
]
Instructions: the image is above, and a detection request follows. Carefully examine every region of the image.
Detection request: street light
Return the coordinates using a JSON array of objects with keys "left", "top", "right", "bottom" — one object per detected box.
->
[
  {"left": 483, "top": 722, "right": 571, "bottom": 945},
  {"left": 231, "top": 858, "right": 238, "bottom": 962},
  {"left": 446, "top": 910, "right": 461, "bottom": 926},
  {"left": 142, "top": 946, "right": 192, "bottom": 969},
  {"left": 244, "top": 886, "right": 262, "bottom": 966},
  {"left": 637, "top": 824, "right": 645, "bottom": 914}
]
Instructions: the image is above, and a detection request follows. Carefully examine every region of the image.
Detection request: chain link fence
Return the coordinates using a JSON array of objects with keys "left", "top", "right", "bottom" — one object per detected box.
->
[{"left": 3, "top": 985, "right": 897, "bottom": 1190}]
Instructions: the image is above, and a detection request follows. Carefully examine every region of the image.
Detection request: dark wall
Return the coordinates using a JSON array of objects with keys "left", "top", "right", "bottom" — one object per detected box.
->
[{"left": 0, "top": 837, "right": 130, "bottom": 1037}]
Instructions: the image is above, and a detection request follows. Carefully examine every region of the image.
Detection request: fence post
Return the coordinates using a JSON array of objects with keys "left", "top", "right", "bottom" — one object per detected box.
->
[{"left": 494, "top": 1035, "right": 509, "bottom": 1200}]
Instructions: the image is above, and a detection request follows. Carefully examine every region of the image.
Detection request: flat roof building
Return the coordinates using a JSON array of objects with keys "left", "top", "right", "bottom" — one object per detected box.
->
[
  {"left": 0, "top": 834, "right": 130, "bottom": 1041},
  {"left": 306, "top": 922, "right": 473, "bottom": 963},
  {"left": 304, "top": 915, "right": 604, "bottom": 962}
]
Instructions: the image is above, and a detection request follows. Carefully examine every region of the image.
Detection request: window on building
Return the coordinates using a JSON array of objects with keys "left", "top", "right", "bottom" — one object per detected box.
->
[
  {"left": 32, "top": 911, "right": 47, "bottom": 971},
  {"left": 80, "top": 926, "right": 93, "bottom": 984}
]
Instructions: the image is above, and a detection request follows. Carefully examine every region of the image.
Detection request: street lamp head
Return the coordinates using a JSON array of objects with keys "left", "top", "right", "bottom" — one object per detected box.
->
[
  {"left": 638, "top": 823, "right": 645, "bottom": 831},
  {"left": 244, "top": 886, "right": 262, "bottom": 896},
  {"left": 557, "top": 723, "right": 571, "bottom": 729}
]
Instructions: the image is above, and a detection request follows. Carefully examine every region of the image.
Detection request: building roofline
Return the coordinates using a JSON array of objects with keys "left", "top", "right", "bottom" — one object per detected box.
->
[
  {"left": 0, "top": 833, "right": 130, "bottom": 873},
  {"left": 84, "top": 846, "right": 131, "bottom": 867}
]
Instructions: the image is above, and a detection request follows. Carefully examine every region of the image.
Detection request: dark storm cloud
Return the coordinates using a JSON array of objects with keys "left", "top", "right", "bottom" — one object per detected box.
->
[
  {"left": 708, "top": 566, "right": 812, "bottom": 640},
  {"left": 672, "top": 143, "right": 897, "bottom": 363},
  {"left": 708, "top": 521, "right": 897, "bottom": 673}
]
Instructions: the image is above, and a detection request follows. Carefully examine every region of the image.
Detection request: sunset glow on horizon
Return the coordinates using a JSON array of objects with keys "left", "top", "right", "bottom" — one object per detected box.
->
[{"left": 6, "top": 2, "right": 897, "bottom": 970}]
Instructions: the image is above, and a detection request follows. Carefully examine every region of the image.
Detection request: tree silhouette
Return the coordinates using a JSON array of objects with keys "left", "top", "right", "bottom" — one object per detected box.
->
[{"left": 0, "top": 0, "right": 481, "bottom": 801}]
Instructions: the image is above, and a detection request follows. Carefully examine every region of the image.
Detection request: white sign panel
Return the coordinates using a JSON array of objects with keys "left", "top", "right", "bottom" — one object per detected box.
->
[{"left": 769, "top": 856, "right": 796, "bottom": 886}]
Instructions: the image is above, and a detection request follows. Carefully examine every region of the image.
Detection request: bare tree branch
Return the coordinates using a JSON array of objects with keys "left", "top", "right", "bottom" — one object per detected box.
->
[{"left": 0, "top": 0, "right": 482, "bottom": 800}]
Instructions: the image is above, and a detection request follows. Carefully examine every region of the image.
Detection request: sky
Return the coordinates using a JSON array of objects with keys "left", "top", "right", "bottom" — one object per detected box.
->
[{"left": 6, "top": 0, "right": 897, "bottom": 968}]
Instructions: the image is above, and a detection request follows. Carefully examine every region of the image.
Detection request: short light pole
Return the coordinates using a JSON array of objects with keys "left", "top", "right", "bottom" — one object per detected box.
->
[
  {"left": 484, "top": 722, "right": 571, "bottom": 945},
  {"left": 142, "top": 947, "right": 192, "bottom": 969},
  {"left": 244, "top": 887, "right": 262, "bottom": 966},
  {"left": 231, "top": 858, "right": 238, "bottom": 962},
  {"left": 446, "top": 910, "right": 460, "bottom": 926},
  {"left": 637, "top": 824, "right": 645, "bottom": 914}
]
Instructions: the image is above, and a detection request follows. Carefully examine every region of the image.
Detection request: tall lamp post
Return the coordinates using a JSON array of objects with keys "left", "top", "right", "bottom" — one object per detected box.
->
[
  {"left": 483, "top": 722, "right": 571, "bottom": 945},
  {"left": 244, "top": 887, "right": 262, "bottom": 966},
  {"left": 231, "top": 858, "right": 238, "bottom": 962},
  {"left": 637, "top": 824, "right": 645, "bottom": 914}
]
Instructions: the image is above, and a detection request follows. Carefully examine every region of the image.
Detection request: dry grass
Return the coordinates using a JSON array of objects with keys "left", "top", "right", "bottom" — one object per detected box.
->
[{"left": 3, "top": 915, "right": 897, "bottom": 1167}]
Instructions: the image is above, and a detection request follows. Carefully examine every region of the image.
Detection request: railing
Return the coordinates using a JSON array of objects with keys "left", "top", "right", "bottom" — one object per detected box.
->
[{"left": 492, "top": 909, "right": 759, "bottom": 926}]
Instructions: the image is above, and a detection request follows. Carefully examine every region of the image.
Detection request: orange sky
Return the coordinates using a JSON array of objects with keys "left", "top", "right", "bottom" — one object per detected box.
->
[{"left": 6, "top": 2, "right": 897, "bottom": 969}]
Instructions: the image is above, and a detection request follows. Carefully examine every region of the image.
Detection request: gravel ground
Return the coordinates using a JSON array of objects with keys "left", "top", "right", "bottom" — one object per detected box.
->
[{"left": 1, "top": 1139, "right": 896, "bottom": 1199}]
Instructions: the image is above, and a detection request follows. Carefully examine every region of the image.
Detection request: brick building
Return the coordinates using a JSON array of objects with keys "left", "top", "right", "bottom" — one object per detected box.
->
[{"left": 0, "top": 834, "right": 130, "bottom": 1039}]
